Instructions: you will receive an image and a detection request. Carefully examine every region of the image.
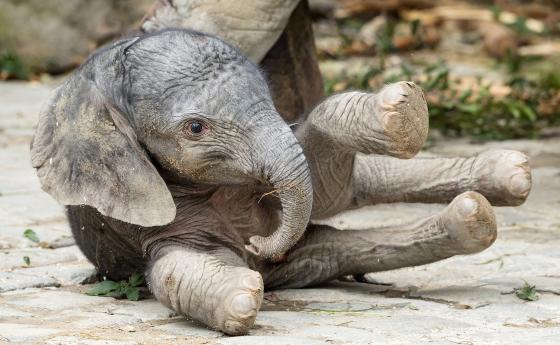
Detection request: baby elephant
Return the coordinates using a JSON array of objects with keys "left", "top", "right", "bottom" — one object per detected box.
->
[{"left": 31, "top": 29, "right": 531, "bottom": 335}]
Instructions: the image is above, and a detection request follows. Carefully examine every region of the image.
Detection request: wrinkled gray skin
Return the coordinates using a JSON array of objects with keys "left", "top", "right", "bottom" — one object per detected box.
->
[{"left": 31, "top": 29, "right": 532, "bottom": 335}]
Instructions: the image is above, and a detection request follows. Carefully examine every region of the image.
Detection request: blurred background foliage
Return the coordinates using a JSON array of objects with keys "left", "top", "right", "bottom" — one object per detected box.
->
[
  {"left": 1, "top": 0, "right": 559, "bottom": 140},
  {"left": 312, "top": 0, "right": 560, "bottom": 140}
]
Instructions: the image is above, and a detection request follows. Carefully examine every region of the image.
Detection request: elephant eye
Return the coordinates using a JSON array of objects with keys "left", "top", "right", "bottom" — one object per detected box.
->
[
  {"left": 184, "top": 120, "right": 208, "bottom": 138},
  {"left": 190, "top": 122, "right": 203, "bottom": 133}
]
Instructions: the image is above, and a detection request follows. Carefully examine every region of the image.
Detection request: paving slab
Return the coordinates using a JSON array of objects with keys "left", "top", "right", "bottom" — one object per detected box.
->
[{"left": 0, "top": 80, "right": 559, "bottom": 344}]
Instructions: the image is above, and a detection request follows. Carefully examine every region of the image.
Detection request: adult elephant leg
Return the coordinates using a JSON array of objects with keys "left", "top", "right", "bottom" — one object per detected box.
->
[
  {"left": 140, "top": 0, "right": 299, "bottom": 63},
  {"left": 147, "top": 246, "right": 263, "bottom": 335},
  {"left": 262, "top": 191, "right": 497, "bottom": 289},
  {"left": 351, "top": 150, "right": 532, "bottom": 207},
  {"left": 260, "top": 0, "right": 324, "bottom": 123}
]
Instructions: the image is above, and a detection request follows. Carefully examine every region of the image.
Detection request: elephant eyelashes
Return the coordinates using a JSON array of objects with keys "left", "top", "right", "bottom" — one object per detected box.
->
[{"left": 184, "top": 120, "right": 209, "bottom": 139}]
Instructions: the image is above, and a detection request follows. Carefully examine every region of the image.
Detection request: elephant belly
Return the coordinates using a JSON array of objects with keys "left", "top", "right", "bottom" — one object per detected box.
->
[
  {"left": 66, "top": 187, "right": 281, "bottom": 279},
  {"left": 67, "top": 205, "right": 147, "bottom": 281}
]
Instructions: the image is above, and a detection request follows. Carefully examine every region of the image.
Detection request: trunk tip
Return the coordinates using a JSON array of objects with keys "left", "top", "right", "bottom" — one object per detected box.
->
[
  {"left": 246, "top": 235, "right": 289, "bottom": 262},
  {"left": 245, "top": 243, "right": 260, "bottom": 256}
]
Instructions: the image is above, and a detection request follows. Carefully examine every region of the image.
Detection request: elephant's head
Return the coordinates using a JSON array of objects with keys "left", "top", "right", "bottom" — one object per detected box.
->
[{"left": 30, "top": 29, "right": 313, "bottom": 259}]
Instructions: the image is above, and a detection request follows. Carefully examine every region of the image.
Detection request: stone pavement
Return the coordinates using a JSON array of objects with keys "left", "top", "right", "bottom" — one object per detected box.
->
[{"left": 0, "top": 81, "right": 559, "bottom": 345}]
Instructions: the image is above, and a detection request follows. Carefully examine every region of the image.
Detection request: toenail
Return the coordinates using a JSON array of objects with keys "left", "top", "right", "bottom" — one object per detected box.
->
[
  {"left": 224, "top": 319, "right": 239, "bottom": 329},
  {"left": 507, "top": 153, "right": 528, "bottom": 165},
  {"left": 242, "top": 274, "right": 262, "bottom": 290},
  {"left": 385, "top": 89, "right": 401, "bottom": 102},
  {"left": 457, "top": 197, "right": 477, "bottom": 217},
  {"left": 383, "top": 84, "right": 404, "bottom": 102},
  {"left": 510, "top": 174, "right": 531, "bottom": 196},
  {"left": 230, "top": 294, "right": 256, "bottom": 317}
]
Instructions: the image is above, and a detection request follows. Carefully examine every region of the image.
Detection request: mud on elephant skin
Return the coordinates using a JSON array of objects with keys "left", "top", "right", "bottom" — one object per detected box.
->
[{"left": 30, "top": 29, "right": 532, "bottom": 335}]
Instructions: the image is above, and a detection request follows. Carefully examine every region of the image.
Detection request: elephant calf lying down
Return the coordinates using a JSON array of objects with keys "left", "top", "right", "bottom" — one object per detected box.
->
[{"left": 31, "top": 29, "right": 531, "bottom": 335}]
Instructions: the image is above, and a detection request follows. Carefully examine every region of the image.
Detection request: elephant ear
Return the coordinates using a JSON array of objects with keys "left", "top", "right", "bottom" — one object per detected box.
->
[{"left": 30, "top": 75, "right": 176, "bottom": 227}]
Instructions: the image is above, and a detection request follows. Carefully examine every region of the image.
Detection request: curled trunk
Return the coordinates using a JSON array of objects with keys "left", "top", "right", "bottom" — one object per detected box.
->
[{"left": 245, "top": 123, "right": 313, "bottom": 260}]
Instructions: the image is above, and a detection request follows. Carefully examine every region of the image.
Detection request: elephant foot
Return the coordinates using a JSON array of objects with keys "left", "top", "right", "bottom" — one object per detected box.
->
[
  {"left": 441, "top": 191, "right": 497, "bottom": 255},
  {"left": 148, "top": 250, "right": 264, "bottom": 336},
  {"left": 375, "top": 81, "right": 429, "bottom": 159},
  {"left": 219, "top": 270, "right": 264, "bottom": 335},
  {"left": 472, "top": 150, "right": 532, "bottom": 206}
]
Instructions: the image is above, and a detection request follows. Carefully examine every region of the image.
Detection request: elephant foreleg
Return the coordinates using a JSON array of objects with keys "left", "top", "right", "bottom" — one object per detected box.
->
[
  {"left": 262, "top": 191, "right": 497, "bottom": 289},
  {"left": 351, "top": 150, "right": 531, "bottom": 207},
  {"left": 147, "top": 246, "right": 263, "bottom": 335}
]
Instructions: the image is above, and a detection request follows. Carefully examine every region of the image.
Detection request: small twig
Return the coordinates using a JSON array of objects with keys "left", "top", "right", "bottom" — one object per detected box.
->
[{"left": 257, "top": 189, "right": 280, "bottom": 203}]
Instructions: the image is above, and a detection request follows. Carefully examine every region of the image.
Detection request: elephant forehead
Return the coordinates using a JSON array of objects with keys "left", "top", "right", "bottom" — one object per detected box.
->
[
  {"left": 125, "top": 41, "right": 267, "bottom": 106},
  {"left": 131, "top": 74, "right": 271, "bottom": 126},
  {"left": 125, "top": 30, "right": 249, "bottom": 81}
]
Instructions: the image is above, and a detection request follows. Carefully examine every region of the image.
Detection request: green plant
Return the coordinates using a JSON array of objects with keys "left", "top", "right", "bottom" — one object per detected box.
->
[
  {"left": 508, "top": 16, "right": 533, "bottom": 35},
  {"left": 0, "top": 53, "right": 29, "bottom": 80},
  {"left": 491, "top": 5, "right": 539, "bottom": 35},
  {"left": 515, "top": 281, "right": 539, "bottom": 301},
  {"left": 410, "top": 19, "right": 421, "bottom": 37},
  {"left": 538, "top": 71, "right": 560, "bottom": 90},
  {"left": 23, "top": 229, "right": 40, "bottom": 243},
  {"left": 340, "top": 18, "right": 366, "bottom": 31},
  {"left": 86, "top": 273, "right": 145, "bottom": 301},
  {"left": 423, "top": 64, "right": 450, "bottom": 91},
  {"left": 323, "top": 76, "right": 339, "bottom": 95},
  {"left": 23, "top": 256, "right": 31, "bottom": 266},
  {"left": 323, "top": 66, "right": 382, "bottom": 95},
  {"left": 357, "top": 66, "right": 382, "bottom": 89},
  {"left": 376, "top": 18, "right": 396, "bottom": 68}
]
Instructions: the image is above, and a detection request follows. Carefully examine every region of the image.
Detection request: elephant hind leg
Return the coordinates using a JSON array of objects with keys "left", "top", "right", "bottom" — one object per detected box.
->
[
  {"left": 296, "top": 82, "right": 430, "bottom": 219},
  {"left": 262, "top": 191, "right": 497, "bottom": 289},
  {"left": 298, "top": 81, "right": 429, "bottom": 160},
  {"left": 351, "top": 149, "right": 532, "bottom": 207}
]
